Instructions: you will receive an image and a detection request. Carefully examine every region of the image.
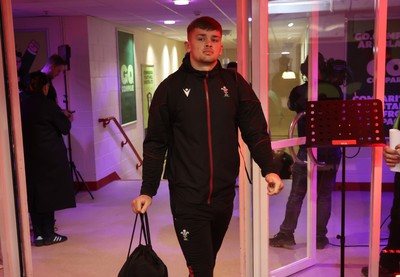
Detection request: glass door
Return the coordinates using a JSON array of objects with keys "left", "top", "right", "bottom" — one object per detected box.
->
[{"left": 244, "top": 0, "right": 387, "bottom": 276}]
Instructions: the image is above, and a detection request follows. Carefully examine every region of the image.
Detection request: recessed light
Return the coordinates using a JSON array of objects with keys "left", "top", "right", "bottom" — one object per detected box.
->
[
  {"left": 281, "top": 51, "right": 290, "bottom": 55},
  {"left": 164, "top": 20, "right": 176, "bottom": 25},
  {"left": 173, "top": 0, "right": 190, "bottom": 5},
  {"left": 288, "top": 22, "right": 294, "bottom": 27},
  {"left": 146, "top": 27, "right": 152, "bottom": 31}
]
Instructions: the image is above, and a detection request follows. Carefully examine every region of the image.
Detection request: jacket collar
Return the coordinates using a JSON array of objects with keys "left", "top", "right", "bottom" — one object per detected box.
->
[{"left": 180, "top": 54, "right": 222, "bottom": 79}]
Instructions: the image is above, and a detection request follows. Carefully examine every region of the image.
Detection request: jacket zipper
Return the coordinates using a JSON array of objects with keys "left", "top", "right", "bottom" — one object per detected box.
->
[{"left": 204, "top": 73, "right": 214, "bottom": 204}]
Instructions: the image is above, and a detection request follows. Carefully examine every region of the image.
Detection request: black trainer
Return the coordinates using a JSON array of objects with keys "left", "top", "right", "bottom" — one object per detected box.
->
[
  {"left": 316, "top": 236, "right": 329, "bottom": 249},
  {"left": 269, "top": 232, "right": 296, "bottom": 249},
  {"left": 44, "top": 233, "right": 68, "bottom": 246},
  {"left": 34, "top": 236, "right": 44, "bottom": 247}
]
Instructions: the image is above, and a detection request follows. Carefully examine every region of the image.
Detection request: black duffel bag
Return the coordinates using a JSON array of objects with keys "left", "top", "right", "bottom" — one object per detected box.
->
[{"left": 118, "top": 212, "right": 168, "bottom": 277}]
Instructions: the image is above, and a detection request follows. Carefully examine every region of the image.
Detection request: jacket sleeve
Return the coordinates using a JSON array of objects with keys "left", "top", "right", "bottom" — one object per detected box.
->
[
  {"left": 236, "top": 74, "right": 274, "bottom": 177},
  {"left": 48, "top": 101, "right": 71, "bottom": 135},
  {"left": 140, "top": 80, "right": 170, "bottom": 197}
]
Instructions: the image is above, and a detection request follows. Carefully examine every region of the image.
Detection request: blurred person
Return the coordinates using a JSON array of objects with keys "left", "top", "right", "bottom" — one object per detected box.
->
[
  {"left": 20, "top": 71, "right": 76, "bottom": 246},
  {"left": 272, "top": 148, "right": 294, "bottom": 179},
  {"left": 41, "top": 54, "right": 66, "bottom": 104},
  {"left": 131, "top": 16, "right": 284, "bottom": 277},
  {"left": 270, "top": 53, "right": 343, "bottom": 250},
  {"left": 226, "top": 61, "right": 237, "bottom": 70},
  {"left": 17, "top": 39, "right": 40, "bottom": 93}
]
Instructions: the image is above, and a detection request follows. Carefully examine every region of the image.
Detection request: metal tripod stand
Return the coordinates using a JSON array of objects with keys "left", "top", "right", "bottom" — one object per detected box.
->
[{"left": 63, "top": 69, "right": 94, "bottom": 199}]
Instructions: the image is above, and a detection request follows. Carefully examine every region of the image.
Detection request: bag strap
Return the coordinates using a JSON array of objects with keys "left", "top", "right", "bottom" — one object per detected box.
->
[
  {"left": 126, "top": 213, "right": 139, "bottom": 259},
  {"left": 126, "top": 212, "right": 153, "bottom": 260},
  {"left": 139, "top": 213, "right": 152, "bottom": 246}
]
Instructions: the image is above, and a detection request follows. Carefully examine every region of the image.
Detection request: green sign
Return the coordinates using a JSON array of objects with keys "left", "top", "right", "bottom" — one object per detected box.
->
[
  {"left": 141, "top": 65, "right": 155, "bottom": 133},
  {"left": 117, "top": 30, "right": 136, "bottom": 124}
]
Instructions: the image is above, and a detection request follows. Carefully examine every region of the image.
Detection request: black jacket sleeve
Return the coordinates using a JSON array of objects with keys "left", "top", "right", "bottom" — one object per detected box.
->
[
  {"left": 236, "top": 74, "right": 274, "bottom": 176},
  {"left": 140, "top": 81, "right": 170, "bottom": 197}
]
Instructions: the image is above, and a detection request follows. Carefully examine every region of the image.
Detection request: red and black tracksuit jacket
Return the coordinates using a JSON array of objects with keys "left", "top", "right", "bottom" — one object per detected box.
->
[{"left": 140, "top": 57, "right": 274, "bottom": 206}]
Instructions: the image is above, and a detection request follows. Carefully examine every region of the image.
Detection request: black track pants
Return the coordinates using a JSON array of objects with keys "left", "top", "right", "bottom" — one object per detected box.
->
[{"left": 172, "top": 200, "right": 233, "bottom": 277}]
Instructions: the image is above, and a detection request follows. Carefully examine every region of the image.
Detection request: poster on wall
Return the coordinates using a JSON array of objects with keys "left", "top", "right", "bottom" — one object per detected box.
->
[
  {"left": 117, "top": 30, "right": 136, "bottom": 125},
  {"left": 347, "top": 19, "right": 400, "bottom": 136},
  {"left": 141, "top": 65, "right": 155, "bottom": 135}
]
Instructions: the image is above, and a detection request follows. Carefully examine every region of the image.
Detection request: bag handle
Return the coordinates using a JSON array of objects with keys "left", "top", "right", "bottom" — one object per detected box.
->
[
  {"left": 125, "top": 212, "right": 152, "bottom": 259},
  {"left": 140, "top": 212, "right": 152, "bottom": 246},
  {"left": 126, "top": 213, "right": 139, "bottom": 259}
]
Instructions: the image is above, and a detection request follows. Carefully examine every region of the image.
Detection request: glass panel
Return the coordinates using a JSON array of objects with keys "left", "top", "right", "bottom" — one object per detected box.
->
[
  {"left": 268, "top": 7, "right": 311, "bottom": 271},
  {"left": 266, "top": 0, "right": 388, "bottom": 275}
]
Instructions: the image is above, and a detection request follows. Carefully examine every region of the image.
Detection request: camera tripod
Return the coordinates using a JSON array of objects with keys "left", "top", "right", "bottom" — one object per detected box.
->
[{"left": 63, "top": 68, "right": 94, "bottom": 199}]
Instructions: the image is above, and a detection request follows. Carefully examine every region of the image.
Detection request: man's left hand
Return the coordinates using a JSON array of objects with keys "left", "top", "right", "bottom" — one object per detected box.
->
[{"left": 265, "top": 173, "right": 284, "bottom": 195}]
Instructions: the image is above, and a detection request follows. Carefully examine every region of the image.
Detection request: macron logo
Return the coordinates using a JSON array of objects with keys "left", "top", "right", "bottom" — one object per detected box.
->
[{"left": 183, "top": 88, "right": 191, "bottom": 97}]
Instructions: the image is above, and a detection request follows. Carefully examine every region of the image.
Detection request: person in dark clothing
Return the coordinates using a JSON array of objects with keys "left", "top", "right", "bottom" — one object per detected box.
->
[
  {"left": 20, "top": 71, "right": 76, "bottom": 246},
  {"left": 270, "top": 53, "right": 343, "bottom": 250},
  {"left": 272, "top": 148, "right": 294, "bottom": 179},
  {"left": 362, "top": 115, "right": 400, "bottom": 276},
  {"left": 41, "top": 54, "right": 66, "bottom": 104},
  {"left": 131, "top": 16, "right": 284, "bottom": 277},
  {"left": 17, "top": 39, "right": 40, "bottom": 93}
]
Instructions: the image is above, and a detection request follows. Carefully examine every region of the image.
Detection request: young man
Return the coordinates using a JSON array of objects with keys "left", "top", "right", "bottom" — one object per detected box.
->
[{"left": 131, "top": 16, "right": 284, "bottom": 276}]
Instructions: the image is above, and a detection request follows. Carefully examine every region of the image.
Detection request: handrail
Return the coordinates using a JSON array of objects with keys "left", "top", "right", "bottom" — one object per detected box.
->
[
  {"left": 288, "top": 111, "right": 326, "bottom": 168},
  {"left": 98, "top": 117, "right": 143, "bottom": 169}
]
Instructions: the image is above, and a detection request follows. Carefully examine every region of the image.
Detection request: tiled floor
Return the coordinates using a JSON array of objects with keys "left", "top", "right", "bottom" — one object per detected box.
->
[{"left": 0, "top": 179, "right": 394, "bottom": 276}]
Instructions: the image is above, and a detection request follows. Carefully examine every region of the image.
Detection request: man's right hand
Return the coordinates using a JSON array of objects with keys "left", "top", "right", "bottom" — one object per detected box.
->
[
  {"left": 131, "top": 195, "right": 152, "bottom": 214},
  {"left": 383, "top": 144, "right": 400, "bottom": 167},
  {"left": 27, "top": 40, "right": 40, "bottom": 54}
]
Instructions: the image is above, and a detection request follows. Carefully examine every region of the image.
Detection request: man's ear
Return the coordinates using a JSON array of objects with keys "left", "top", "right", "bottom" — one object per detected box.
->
[
  {"left": 184, "top": 41, "right": 190, "bottom": 52},
  {"left": 219, "top": 44, "right": 223, "bottom": 56}
]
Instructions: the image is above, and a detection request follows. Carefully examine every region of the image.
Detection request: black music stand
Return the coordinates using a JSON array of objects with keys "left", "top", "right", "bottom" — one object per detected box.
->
[{"left": 305, "top": 99, "right": 385, "bottom": 277}]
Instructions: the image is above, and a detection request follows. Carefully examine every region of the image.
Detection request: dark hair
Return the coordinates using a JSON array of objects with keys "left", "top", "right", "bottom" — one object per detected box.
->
[
  {"left": 227, "top": 61, "right": 237, "bottom": 69},
  {"left": 47, "top": 54, "right": 66, "bottom": 66},
  {"left": 16, "top": 51, "right": 22, "bottom": 58},
  {"left": 300, "top": 52, "right": 326, "bottom": 78},
  {"left": 326, "top": 58, "right": 353, "bottom": 84},
  {"left": 187, "top": 16, "right": 222, "bottom": 37},
  {"left": 28, "top": 71, "right": 49, "bottom": 94}
]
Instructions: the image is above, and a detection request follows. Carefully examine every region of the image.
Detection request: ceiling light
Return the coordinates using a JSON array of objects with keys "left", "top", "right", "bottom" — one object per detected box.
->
[
  {"left": 146, "top": 27, "right": 152, "bottom": 31},
  {"left": 164, "top": 20, "right": 176, "bottom": 25},
  {"left": 282, "top": 62, "right": 296, "bottom": 79},
  {"left": 281, "top": 51, "right": 290, "bottom": 55},
  {"left": 282, "top": 70, "right": 296, "bottom": 79},
  {"left": 173, "top": 0, "right": 190, "bottom": 5},
  {"left": 288, "top": 22, "right": 294, "bottom": 27}
]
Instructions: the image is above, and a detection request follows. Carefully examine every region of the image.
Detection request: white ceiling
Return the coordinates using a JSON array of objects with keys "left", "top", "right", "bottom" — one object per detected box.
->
[
  {"left": 11, "top": 0, "right": 238, "bottom": 48},
  {"left": 10, "top": 0, "right": 400, "bottom": 51}
]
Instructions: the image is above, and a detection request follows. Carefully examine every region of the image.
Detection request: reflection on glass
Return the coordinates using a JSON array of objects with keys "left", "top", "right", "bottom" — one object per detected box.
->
[{"left": 266, "top": 0, "right": 397, "bottom": 274}]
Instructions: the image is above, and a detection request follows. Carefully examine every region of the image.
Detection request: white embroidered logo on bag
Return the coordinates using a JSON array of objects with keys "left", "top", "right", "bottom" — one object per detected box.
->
[
  {"left": 183, "top": 88, "right": 191, "bottom": 97},
  {"left": 181, "top": 229, "right": 189, "bottom": 241},
  {"left": 221, "top": 86, "right": 230, "bottom": 97}
]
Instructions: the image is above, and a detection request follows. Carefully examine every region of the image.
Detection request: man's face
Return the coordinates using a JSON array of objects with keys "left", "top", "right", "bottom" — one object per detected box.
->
[
  {"left": 185, "top": 27, "right": 223, "bottom": 70},
  {"left": 50, "top": 64, "right": 64, "bottom": 78}
]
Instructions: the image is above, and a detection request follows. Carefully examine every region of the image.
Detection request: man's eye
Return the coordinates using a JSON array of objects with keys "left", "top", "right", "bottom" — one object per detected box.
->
[
  {"left": 197, "top": 37, "right": 205, "bottom": 41},
  {"left": 212, "top": 38, "right": 220, "bottom": 43}
]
